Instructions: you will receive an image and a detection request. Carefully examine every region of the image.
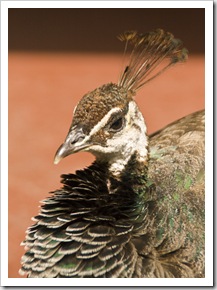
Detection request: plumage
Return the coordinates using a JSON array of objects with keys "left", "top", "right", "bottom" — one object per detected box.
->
[{"left": 20, "top": 29, "right": 204, "bottom": 278}]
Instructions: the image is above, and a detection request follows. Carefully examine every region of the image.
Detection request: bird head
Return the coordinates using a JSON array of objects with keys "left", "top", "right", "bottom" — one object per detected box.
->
[
  {"left": 54, "top": 29, "right": 188, "bottom": 176},
  {"left": 54, "top": 83, "right": 148, "bottom": 175}
]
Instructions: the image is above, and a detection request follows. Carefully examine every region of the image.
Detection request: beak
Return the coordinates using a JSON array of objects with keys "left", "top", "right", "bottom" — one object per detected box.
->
[{"left": 54, "top": 126, "right": 89, "bottom": 164}]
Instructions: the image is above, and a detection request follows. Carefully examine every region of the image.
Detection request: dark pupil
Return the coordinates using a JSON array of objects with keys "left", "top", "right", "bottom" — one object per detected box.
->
[{"left": 110, "top": 117, "right": 123, "bottom": 131}]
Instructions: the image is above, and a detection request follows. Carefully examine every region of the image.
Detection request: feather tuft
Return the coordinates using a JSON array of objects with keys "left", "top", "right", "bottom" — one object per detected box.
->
[{"left": 118, "top": 29, "right": 188, "bottom": 91}]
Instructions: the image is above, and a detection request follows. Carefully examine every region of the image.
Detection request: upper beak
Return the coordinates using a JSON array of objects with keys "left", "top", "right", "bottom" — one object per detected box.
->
[{"left": 54, "top": 126, "right": 89, "bottom": 164}]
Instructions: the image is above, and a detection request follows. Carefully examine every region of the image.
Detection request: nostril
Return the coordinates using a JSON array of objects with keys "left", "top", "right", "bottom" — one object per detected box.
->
[
  {"left": 71, "top": 138, "right": 82, "bottom": 145},
  {"left": 70, "top": 139, "right": 77, "bottom": 145}
]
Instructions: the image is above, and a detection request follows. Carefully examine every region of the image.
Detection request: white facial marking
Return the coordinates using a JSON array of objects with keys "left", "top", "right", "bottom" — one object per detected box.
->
[
  {"left": 74, "top": 107, "right": 122, "bottom": 147},
  {"left": 88, "top": 107, "right": 122, "bottom": 138}
]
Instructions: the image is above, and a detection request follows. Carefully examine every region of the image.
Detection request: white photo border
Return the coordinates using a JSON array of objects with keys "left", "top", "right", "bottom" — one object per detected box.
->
[{"left": 1, "top": 0, "right": 213, "bottom": 287}]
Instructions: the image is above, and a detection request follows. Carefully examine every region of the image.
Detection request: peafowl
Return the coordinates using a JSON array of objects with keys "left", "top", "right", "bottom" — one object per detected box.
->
[{"left": 20, "top": 29, "right": 205, "bottom": 278}]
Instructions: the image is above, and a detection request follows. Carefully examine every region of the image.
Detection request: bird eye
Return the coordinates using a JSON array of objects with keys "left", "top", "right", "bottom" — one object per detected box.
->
[{"left": 109, "top": 117, "right": 124, "bottom": 132}]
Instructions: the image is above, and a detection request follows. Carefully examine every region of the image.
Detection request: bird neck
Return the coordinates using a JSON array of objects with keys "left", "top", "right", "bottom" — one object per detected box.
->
[
  {"left": 110, "top": 152, "right": 151, "bottom": 193},
  {"left": 96, "top": 151, "right": 152, "bottom": 202},
  {"left": 93, "top": 154, "right": 154, "bottom": 226},
  {"left": 108, "top": 150, "right": 148, "bottom": 179}
]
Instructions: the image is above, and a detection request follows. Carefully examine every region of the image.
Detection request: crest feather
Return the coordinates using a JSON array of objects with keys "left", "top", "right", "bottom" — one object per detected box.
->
[{"left": 118, "top": 29, "right": 188, "bottom": 91}]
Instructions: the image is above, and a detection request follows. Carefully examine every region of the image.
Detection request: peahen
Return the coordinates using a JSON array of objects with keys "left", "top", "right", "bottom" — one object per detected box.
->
[{"left": 20, "top": 29, "right": 205, "bottom": 278}]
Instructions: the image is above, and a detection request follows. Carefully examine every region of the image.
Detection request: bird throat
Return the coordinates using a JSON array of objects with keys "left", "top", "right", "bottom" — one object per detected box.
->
[
  {"left": 108, "top": 150, "right": 148, "bottom": 179},
  {"left": 100, "top": 151, "right": 150, "bottom": 197},
  {"left": 101, "top": 152, "right": 153, "bottom": 220}
]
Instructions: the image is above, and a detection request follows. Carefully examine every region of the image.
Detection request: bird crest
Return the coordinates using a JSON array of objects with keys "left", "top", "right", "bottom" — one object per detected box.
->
[{"left": 118, "top": 28, "right": 188, "bottom": 91}]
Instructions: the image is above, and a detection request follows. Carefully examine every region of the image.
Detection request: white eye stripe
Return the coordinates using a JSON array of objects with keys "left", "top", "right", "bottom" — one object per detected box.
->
[
  {"left": 72, "top": 107, "right": 123, "bottom": 147},
  {"left": 86, "top": 107, "right": 122, "bottom": 139}
]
